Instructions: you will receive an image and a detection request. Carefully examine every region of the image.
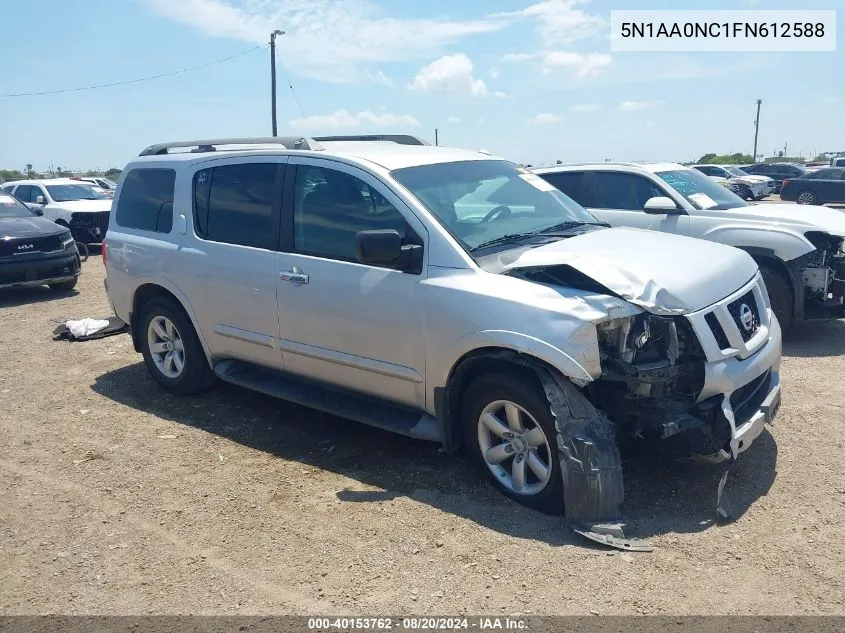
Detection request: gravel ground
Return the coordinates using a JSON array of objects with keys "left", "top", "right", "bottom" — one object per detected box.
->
[{"left": 0, "top": 255, "right": 843, "bottom": 616}]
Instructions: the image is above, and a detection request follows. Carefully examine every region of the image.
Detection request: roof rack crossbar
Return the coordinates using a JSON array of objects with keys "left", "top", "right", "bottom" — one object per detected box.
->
[
  {"left": 138, "top": 137, "right": 324, "bottom": 156},
  {"left": 313, "top": 134, "right": 431, "bottom": 146}
]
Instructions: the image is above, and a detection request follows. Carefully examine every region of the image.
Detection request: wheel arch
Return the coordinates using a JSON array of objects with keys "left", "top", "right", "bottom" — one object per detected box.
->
[
  {"left": 736, "top": 247, "right": 803, "bottom": 321},
  {"left": 130, "top": 283, "right": 212, "bottom": 362},
  {"left": 434, "top": 346, "right": 586, "bottom": 453}
]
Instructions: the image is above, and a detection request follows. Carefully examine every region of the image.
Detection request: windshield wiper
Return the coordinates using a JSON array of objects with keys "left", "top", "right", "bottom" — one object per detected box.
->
[
  {"left": 470, "top": 232, "right": 541, "bottom": 252},
  {"left": 537, "top": 220, "right": 609, "bottom": 233}
]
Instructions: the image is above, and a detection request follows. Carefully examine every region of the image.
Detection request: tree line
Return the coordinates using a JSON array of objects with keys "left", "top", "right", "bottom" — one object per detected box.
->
[{"left": 0, "top": 166, "right": 122, "bottom": 182}]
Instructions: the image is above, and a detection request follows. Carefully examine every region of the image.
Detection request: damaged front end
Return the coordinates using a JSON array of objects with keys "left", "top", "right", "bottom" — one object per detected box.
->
[
  {"left": 798, "top": 232, "right": 845, "bottom": 319},
  {"left": 589, "top": 313, "right": 729, "bottom": 459}
]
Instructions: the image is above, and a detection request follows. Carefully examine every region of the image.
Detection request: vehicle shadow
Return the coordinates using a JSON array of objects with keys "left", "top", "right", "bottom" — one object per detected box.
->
[
  {"left": 0, "top": 285, "right": 79, "bottom": 308},
  {"left": 92, "top": 363, "right": 777, "bottom": 547},
  {"left": 783, "top": 318, "right": 845, "bottom": 357}
]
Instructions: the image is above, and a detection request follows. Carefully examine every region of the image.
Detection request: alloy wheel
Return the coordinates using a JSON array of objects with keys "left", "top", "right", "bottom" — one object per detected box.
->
[{"left": 477, "top": 400, "right": 553, "bottom": 496}]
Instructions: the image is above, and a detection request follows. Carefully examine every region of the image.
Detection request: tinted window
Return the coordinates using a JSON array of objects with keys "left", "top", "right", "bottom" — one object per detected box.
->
[
  {"left": 540, "top": 171, "right": 589, "bottom": 205},
  {"left": 115, "top": 168, "right": 175, "bottom": 233},
  {"left": 193, "top": 163, "right": 278, "bottom": 249},
  {"left": 13, "top": 185, "right": 34, "bottom": 202},
  {"left": 808, "top": 169, "right": 837, "bottom": 180},
  {"left": 592, "top": 172, "right": 665, "bottom": 210},
  {"left": 294, "top": 165, "right": 412, "bottom": 262}
]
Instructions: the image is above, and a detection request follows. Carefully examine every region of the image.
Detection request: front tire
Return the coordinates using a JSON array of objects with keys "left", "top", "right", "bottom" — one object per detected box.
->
[
  {"left": 139, "top": 298, "right": 215, "bottom": 395},
  {"left": 761, "top": 266, "right": 794, "bottom": 333},
  {"left": 461, "top": 371, "right": 563, "bottom": 514}
]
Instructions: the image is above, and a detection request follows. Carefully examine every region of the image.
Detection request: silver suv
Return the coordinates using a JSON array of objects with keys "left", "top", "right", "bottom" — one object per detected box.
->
[{"left": 104, "top": 136, "right": 781, "bottom": 534}]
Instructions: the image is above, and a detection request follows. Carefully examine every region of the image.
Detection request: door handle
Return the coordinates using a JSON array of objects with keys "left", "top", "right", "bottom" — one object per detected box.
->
[{"left": 279, "top": 267, "right": 309, "bottom": 285}]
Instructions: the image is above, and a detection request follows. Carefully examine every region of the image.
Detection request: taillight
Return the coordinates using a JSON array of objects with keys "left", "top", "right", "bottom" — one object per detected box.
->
[
  {"left": 782, "top": 179, "right": 791, "bottom": 188},
  {"left": 101, "top": 240, "right": 107, "bottom": 267}
]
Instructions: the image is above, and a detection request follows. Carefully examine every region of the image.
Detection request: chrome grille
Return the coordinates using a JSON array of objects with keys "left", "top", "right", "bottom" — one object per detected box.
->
[{"left": 687, "top": 274, "right": 771, "bottom": 361}]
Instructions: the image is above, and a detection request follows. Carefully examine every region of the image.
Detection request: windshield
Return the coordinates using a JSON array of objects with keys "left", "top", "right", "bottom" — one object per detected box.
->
[
  {"left": 391, "top": 160, "right": 601, "bottom": 251},
  {"left": 725, "top": 166, "right": 748, "bottom": 177},
  {"left": 656, "top": 169, "right": 748, "bottom": 210},
  {"left": 0, "top": 191, "right": 36, "bottom": 219},
  {"left": 46, "top": 184, "right": 110, "bottom": 202}
]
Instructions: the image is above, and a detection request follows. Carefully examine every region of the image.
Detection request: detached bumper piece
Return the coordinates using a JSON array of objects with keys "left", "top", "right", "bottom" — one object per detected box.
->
[{"left": 537, "top": 369, "right": 653, "bottom": 553}]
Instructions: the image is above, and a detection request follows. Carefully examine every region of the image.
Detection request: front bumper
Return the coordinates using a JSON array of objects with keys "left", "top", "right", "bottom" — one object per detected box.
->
[{"left": 0, "top": 250, "right": 81, "bottom": 290}]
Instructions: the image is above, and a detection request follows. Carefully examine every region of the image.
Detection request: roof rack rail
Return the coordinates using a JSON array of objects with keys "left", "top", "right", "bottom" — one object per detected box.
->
[
  {"left": 138, "top": 136, "right": 324, "bottom": 156},
  {"left": 313, "top": 134, "right": 431, "bottom": 146}
]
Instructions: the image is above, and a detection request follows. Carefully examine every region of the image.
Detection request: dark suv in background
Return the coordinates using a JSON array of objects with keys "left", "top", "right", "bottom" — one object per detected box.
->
[
  {"left": 0, "top": 188, "right": 81, "bottom": 291},
  {"left": 739, "top": 163, "right": 806, "bottom": 193}
]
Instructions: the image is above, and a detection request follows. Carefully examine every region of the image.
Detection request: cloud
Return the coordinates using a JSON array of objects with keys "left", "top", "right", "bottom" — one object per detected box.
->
[
  {"left": 492, "top": 0, "right": 604, "bottom": 47},
  {"left": 501, "top": 52, "right": 538, "bottom": 63},
  {"left": 146, "top": 0, "right": 506, "bottom": 82},
  {"left": 447, "top": 116, "right": 462, "bottom": 123},
  {"left": 528, "top": 113, "right": 560, "bottom": 125},
  {"left": 543, "top": 51, "right": 612, "bottom": 77},
  {"left": 408, "top": 54, "right": 489, "bottom": 96},
  {"left": 289, "top": 109, "right": 419, "bottom": 131},
  {"left": 820, "top": 96, "right": 840, "bottom": 104},
  {"left": 490, "top": 67, "right": 500, "bottom": 79},
  {"left": 569, "top": 104, "right": 601, "bottom": 113},
  {"left": 365, "top": 69, "right": 393, "bottom": 87},
  {"left": 618, "top": 100, "right": 664, "bottom": 111}
]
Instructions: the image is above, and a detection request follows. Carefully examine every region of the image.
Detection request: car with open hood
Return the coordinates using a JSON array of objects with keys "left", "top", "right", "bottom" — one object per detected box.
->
[
  {"left": 103, "top": 136, "right": 781, "bottom": 543},
  {"left": 1, "top": 177, "right": 112, "bottom": 247},
  {"left": 534, "top": 162, "right": 845, "bottom": 331}
]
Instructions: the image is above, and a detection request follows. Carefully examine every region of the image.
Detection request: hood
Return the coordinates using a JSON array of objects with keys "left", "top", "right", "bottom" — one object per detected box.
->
[
  {"left": 502, "top": 227, "right": 758, "bottom": 315},
  {"left": 741, "top": 202, "right": 845, "bottom": 237},
  {"left": 735, "top": 174, "right": 770, "bottom": 184},
  {"left": 52, "top": 199, "right": 112, "bottom": 213},
  {"left": 0, "top": 215, "right": 67, "bottom": 239}
]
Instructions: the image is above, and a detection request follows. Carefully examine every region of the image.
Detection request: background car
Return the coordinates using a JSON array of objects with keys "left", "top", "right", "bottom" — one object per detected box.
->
[
  {"left": 693, "top": 164, "right": 774, "bottom": 200},
  {"left": 738, "top": 163, "right": 806, "bottom": 193},
  {"left": 70, "top": 176, "right": 118, "bottom": 197},
  {"left": 0, "top": 187, "right": 81, "bottom": 291},
  {"left": 780, "top": 168, "right": 845, "bottom": 205},
  {"left": 1, "top": 178, "right": 112, "bottom": 247}
]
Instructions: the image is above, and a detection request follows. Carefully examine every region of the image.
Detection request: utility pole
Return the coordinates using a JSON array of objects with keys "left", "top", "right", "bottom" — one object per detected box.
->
[
  {"left": 752, "top": 98, "right": 762, "bottom": 160},
  {"left": 435, "top": 128, "right": 439, "bottom": 146},
  {"left": 270, "top": 29, "right": 285, "bottom": 137}
]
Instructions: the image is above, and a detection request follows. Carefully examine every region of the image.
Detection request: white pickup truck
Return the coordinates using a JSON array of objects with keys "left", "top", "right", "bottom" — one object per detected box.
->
[{"left": 534, "top": 162, "right": 845, "bottom": 331}]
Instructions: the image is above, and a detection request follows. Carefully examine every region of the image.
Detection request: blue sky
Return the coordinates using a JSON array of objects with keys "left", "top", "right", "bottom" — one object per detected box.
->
[{"left": 0, "top": 0, "right": 842, "bottom": 172}]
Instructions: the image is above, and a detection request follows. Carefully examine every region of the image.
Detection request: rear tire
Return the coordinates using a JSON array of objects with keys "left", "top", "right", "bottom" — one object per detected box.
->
[
  {"left": 139, "top": 297, "right": 215, "bottom": 395},
  {"left": 49, "top": 277, "right": 78, "bottom": 291},
  {"left": 461, "top": 371, "right": 563, "bottom": 514},
  {"left": 761, "top": 266, "right": 794, "bottom": 333}
]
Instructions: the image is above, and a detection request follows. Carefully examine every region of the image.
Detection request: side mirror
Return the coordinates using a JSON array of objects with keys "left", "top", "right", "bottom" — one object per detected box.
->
[
  {"left": 355, "top": 229, "right": 423, "bottom": 273},
  {"left": 643, "top": 196, "right": 683, "bottom": 214},
  {"left": 35, "top": 195, "right": 45, "bottom": 205},
  {"left": 32, "top": 207, "right": 44, "bottom": 216}
]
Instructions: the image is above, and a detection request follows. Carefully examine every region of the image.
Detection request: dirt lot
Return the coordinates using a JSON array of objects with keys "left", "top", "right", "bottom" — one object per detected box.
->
[{"left": 1, "top": 256, "right": 844, "bottom": 616}]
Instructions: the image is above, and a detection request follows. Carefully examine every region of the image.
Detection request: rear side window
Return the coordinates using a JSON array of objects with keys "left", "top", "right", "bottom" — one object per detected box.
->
[
  {"left": 539, "top": 172, "right": 589, "bottom": 206},
  {"left": 193, "top": 163, "right": 280, "bottom": 250},
  {"left": 115, "top": 168, "right": 175, "bottom": 233}
]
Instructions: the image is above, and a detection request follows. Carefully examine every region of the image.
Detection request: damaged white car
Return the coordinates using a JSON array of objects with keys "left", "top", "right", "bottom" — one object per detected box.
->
[
  {"left": 535, "top": 162, "right": 845, "bottom": 331},
  {"left": 105, "top": 137, "right": 782, "bottom": 546}
]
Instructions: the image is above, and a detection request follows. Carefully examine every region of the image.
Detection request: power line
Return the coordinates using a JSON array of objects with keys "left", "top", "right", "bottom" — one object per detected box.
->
[
  {"left": 0, "top": 46, "right": 262, "bottom": 98},
  {"left": 277, "top": 58, "right": 311, "bottom": 133}
]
